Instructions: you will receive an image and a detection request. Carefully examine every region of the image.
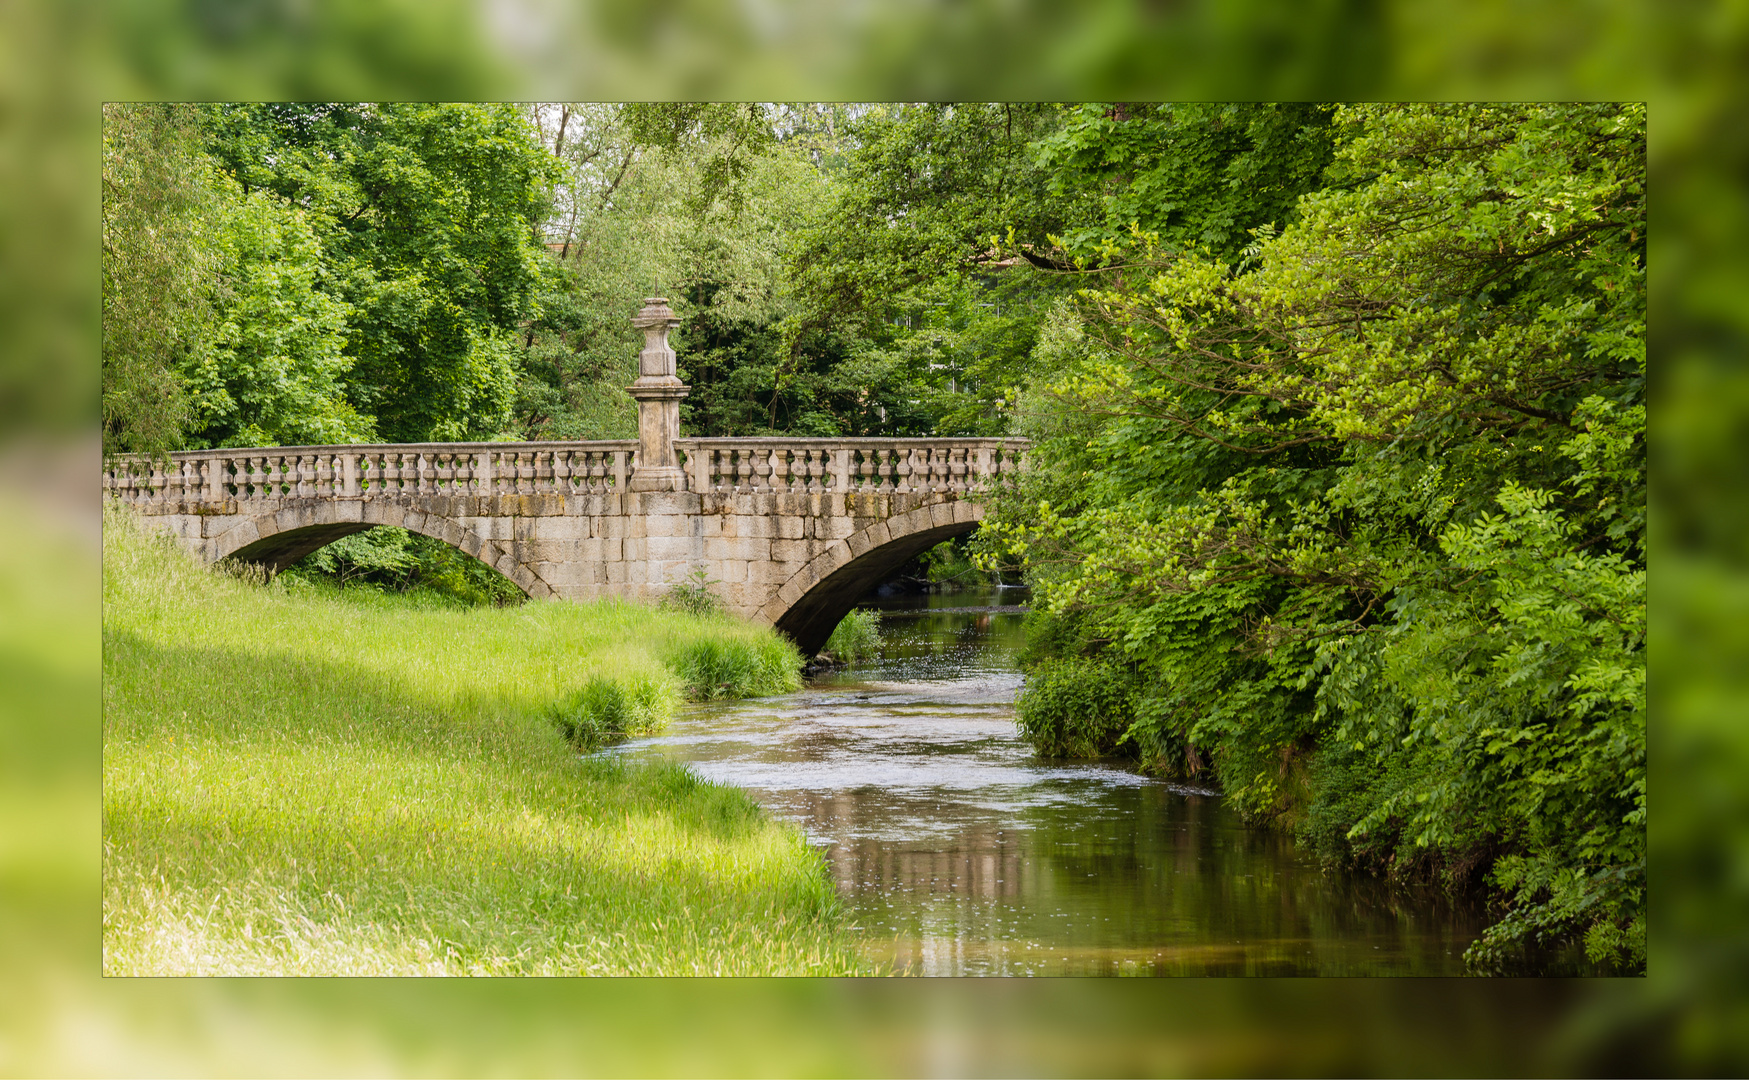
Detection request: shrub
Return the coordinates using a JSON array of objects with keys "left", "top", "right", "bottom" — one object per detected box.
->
[
  {"left": 919, "top": 538, "right": 978, "bottom": 588},
  {"left": 665, "top": 635, "right": 801, "bottom": 701},
  {"left": 660, "top": 565, "right": 725, "bottom": 618},
  {"left": 823, "top": 608, "right": 881, "bottom": 663},
  {"left": 546, "top": 673, "right": 677, "bottom": 749},
  {"left": 1014, "top": 655, "right": 1138, "bottom": 759}
]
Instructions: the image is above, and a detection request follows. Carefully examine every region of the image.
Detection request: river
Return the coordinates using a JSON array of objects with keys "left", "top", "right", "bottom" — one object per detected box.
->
[{"left": 617, "top": 586, "right": 1485, "bottom": 975}]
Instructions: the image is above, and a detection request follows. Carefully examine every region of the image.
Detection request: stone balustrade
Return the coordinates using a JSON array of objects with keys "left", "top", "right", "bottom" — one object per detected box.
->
[
  {"left": 102, "top": 438, "right": 1026, "bottom": 509},
  {"left": 676, "top": 437, "right": 1022, "bottom": 496},
  {"left": 102, "top": 441, "right": 640, "bottom": 508}
]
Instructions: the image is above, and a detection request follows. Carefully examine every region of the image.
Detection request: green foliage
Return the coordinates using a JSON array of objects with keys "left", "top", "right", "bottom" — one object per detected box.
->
[
  {"left": 547, "top": 673, "right": 676, "bottom": 749},
  {"left": 181, "top": 178, "right": 369, "bottom": 448},
  {"left": 201, "top": 103, "right": 562, "bottom": 443},
  {"left": 919, "top": 538, "right": 978, "bottom": 589},
  {"left": 1014, "top": 655, "right": 1140, "bottom": 760},
  {"left": 663, "top": 635, "right": 802, "bottom": 702},
  {"left": 284, "top": 527, "right": 523, "bottom": 608},
  {"left": 782, "top": 103, "right": 1081, "bottom": 437},
  {"left": 822, "top": 608, "right": 881, "bottom": 663},
  {"left": 1034, "top": 102, "right": 1337, "bottom": 264},
  {"left": 660, "top": 565, "right": 726, "bottom": 618},
  {"left": 986, "top": 102, "right": 1646, "bottom": 972},
  {"left": 101, "top": 103, "right": 220, "bottom": 456}
]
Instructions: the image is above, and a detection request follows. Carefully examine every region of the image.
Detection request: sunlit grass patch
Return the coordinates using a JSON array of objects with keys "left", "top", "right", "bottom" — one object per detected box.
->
[{"left": 101, "top": 505, "right": 866, "bottom": 976}]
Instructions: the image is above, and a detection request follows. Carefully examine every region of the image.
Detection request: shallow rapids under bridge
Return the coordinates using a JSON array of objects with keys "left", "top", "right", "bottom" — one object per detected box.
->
[{"left": 103, "top": 301, "right": 1027, "bottom": 656}]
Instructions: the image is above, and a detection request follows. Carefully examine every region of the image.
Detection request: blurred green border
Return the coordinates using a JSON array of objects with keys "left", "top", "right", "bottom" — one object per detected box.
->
[{"left": 2, "top": 1, "right": 1737, "bottom": 1074}]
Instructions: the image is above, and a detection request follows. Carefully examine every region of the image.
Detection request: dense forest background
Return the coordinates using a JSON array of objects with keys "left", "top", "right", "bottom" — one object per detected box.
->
[{"left": 101, "top": 101, "right": 1645, "bottom": 974}]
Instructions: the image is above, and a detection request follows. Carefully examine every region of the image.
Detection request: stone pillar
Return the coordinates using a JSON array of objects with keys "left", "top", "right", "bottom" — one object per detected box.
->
[{"left": 626, "top": 297, "right": 690, "bottom": 493}]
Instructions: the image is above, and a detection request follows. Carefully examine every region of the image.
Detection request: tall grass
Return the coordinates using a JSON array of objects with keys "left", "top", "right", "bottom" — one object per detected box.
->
[{"left": 101, "top": 504, "right": 866, "bottom": 975}]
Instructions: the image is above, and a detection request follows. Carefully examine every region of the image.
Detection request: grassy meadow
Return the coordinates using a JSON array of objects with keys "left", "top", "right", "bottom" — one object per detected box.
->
[{"left": 101, "top": 506, "right": 872, "bottom": 975}]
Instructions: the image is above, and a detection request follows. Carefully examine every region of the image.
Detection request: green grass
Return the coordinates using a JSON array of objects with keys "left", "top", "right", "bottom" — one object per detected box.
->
[{"left": 101, "top": 505, "right": 872, "bottom": 975}]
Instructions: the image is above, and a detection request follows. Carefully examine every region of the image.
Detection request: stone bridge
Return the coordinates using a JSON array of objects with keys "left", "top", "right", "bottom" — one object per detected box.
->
[{"left": 103, "top": 300, "right": 1027, "bottom": 656}]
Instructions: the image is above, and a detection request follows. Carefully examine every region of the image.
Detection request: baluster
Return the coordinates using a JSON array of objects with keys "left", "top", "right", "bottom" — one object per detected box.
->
[
  {"left": 851, "top": 448, "right": 871, "bottom": 492},
  {"left": 683, "top": 446, "right": 703, "bottom": 495},
  {"left": 703, "top": 447, "right": 716, "bottom": 493},
  {"left": 162, "top": 459, "right": 184, "bottom": 505},
  {"left": 947, "top": 447, "right": 966, "bottom": 491},
  {"left": 294, "top": 455, "right": 310, "bottom": 497},
  {"left": 379, "top": 453, "right": 399, "bottom": 494},
  {"left": 725, "top": 448, "right": 744, "bottom": 492},
  {"left": 808, "top": 449, "right": 826, "bottom": 494},
  {"left": 551, "top": 450, "right": 569, "bottom": 493},
  {"left": 414, "top": 452, "right": 431, "bottom": 494},
  {"left": 775, "top": 448, "right": 796, "bottom": 494},
  {"left": 784, "top": 450, "right": 800, "bottom": 494}
]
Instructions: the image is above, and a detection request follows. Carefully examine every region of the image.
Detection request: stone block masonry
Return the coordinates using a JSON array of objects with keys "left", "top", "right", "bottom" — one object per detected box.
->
[{"left": 100, "top": 301, "right": 1026, "bottom": 656}]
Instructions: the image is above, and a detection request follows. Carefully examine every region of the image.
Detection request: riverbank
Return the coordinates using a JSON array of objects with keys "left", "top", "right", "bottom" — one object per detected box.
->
[{"left": 101, "top": 506, "right": 872, "bottom": 975}]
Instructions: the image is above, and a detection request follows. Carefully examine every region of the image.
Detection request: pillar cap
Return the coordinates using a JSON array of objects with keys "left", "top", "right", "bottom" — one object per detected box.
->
[{"left": 632, "top": 297, "right": 680, "bottom": 329}]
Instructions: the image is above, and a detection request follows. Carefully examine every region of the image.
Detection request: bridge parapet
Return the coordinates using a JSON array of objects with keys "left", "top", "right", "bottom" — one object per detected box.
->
[
  {"left": 677, "top": 437, "right": 1024, "bottom": 496},
  {"left": 102, "top": 441, "right": 642, "bottom": 510},
  {"left": 103, "top": 438, "right": 1027, "bottom": 509}
]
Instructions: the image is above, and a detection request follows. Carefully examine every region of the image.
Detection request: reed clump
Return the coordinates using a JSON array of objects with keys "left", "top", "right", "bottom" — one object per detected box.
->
[{"left": 101, "top": 504, "right": 866, "bottom": 976}]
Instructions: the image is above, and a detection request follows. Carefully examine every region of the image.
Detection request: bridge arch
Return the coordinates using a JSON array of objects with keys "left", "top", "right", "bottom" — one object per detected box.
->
[
  {"left": 208, "top": 499, "right": 553, "bottom": 600},
  {"left": 758, "top": 499, "right": 985, "bottom": 657}
]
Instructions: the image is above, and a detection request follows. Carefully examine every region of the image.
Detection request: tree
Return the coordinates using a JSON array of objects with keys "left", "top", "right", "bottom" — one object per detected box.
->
[
  {"left": 984, "top": 102, "right": 1645, "bottom": 973},
  {"left": 101, "top": 103, "right": 222, "bottom": 456},
  {"left": 202, "top": 103, "right": 563, "bottom": 442}
]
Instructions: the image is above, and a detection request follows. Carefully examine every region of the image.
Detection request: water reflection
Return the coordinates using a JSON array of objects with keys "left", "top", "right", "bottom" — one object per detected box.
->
[{"left": 617, "top": 587, "right": 1484, "bottom": 975}]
